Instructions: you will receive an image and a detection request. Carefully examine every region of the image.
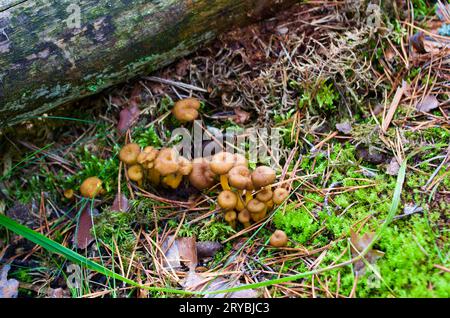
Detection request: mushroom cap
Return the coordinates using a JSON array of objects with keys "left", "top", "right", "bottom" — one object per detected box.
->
[
  {"left": 178, "top": 156, "right": 193, "bottom": 176},
  {"left": 246, "top": 199, "right": 266, "bottom": 214},
  {"left": 217, "top": 190, "right": 238, "bottom": 210},
  {"left": 80, "top": 177, "right": 103, "bottom": 199},
  {"left": 189, "top": 158, "right": 216, "bottom": 190},
  {"left": 172, "top": 98, "right": 201, "bottom": 122},
  {"left": 256, "top": 188, "right": 273, "bottom": 202},
  {"left": 273, "top": 188, "right": 289, "bottom": 205},
  {"left": 269, "top": 230, "right": 288, "bottom": 247},
  {"left": 128, "top": 164, "right": 144, "bottom": 182},
  {"left": 154, "top": 148, "right": 179, "bottom": 176},
  {"left": 224, "top": 211, "right": 237, "bottom": 223},
  {"left": 250, "top": 209, "right": 267, "bottom": 222},
  {"left": 238, "top": 209, "right": 251, "bottom": 224},
  {"left": 64, "top": 189, "right": 74, "bottom": 200},
  {"left": 210, "top": 151, "right": 235, "bottom": 175},
  {"left": 251, "top": 166, "right": 276, "bottom": 189},
  {"left": 228, "top": 165, "right": 251, "bottom": 189},
  {"left": 119, "top": 143, "right": 141, "bottom": 165},
  {"left": 137, "top": 146, "right": 158, "bottom": 165}
]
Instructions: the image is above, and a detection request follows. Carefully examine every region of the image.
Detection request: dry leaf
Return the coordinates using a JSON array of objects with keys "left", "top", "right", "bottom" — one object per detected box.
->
[
  {"left": 0, "top": 265, "right": 19, "bottom": 298},
  {"left": 336, "top": 122, "right": 352, "bottom": 134},
  {"left": 386, "top": 157, "right": 400, "bottom": 176},
  {"left": 197, "top": 241, "right": 222, "bottom": 259},
  {"left": 118, "top": 104, "right": 140, "bottom": 134},
  {"left": 75, "top": 207, "right": 97, "bottom": 249},
  {"left": 416, "top": 95, "right": 439, "bottom": 112},
  {"left": 181, "top": 271, "right": 259, "bottom": 298},
  {"left": 162, "top": 236, "right": 198, "bottom": 270},
  {"left": 350, "top": 230, "right": 385, "bottom": 277},
  {"left": 111, "top": 194, "right": 129, "bottom": 212}
]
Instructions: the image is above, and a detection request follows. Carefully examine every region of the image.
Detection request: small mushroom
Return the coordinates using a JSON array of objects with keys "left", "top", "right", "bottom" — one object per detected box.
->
[
  {"left": 154, "top": 148, "right": 179, "bottom": 176},
  {"left": 119, "top": 143, "right": 141, "bottom": 165},
  {"left": 217, "top": 190, "right": 238, "bottom": 210},
  {"left": 128, "top": 164, "right": 144, "bottom": 186},
  {"left": 80, "top": 177, "right": 104, "bottom": 199},
  {"left": 251, "top": 166, "right": 276, "bottom": 189},
  {"left": 228, "top": 165, "right": 251, "bottom": 190},
  {"left": 234, "top": 153, "right": 248, "bottom": 167},
  {"left": 269, "top": 230, "right": 288, "bottom": 247},
  {"left": 64, "top": 189, "right": 74, "bottom": 200},
  {"left": 224, "top": 210, "right": 237, "bottom": 228},
  {"left": 178, "top": 156, "right": 193, "bottom": 176},
  {"left": 210, "top": 152, "right": 235, "bottom": 190},
  {"left": 172, "top": 98, "right": 201, "bottom": 122},
  {"left": 189, "top": 158, "right": 216, "bottom": 190},
  {"left": 273, "top": 188, "right": 289, "bottom": 205},
  {"left": 148, "top": 168, "right": 161, "bottom": 185},
  {"left": 256, "top": 188, "right": 273, "bottom": 202},
  {"left": 137, "top": 146, "right": 159, "bottom": 169},
  {"left": 247, "top": 199, "right": 267, "bottom": 222},
  {"left": 238, "top": 209, "right": 251, "bottom": 228}
]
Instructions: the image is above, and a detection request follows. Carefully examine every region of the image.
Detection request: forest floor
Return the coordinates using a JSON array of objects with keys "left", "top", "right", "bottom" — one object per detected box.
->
[{"left": 0, "top": 1, "right": 449, "bottom": 298}]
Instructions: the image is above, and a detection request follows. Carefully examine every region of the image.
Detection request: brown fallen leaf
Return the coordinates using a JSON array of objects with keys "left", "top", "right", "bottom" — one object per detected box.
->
[
  {"left": 0, "top": 265, "right": 19, "bottom": 298},
  {"left": 197, "top": 241, "right": 222, "bottom": 260},
  {"left": 111, "top": 193, "right": 129, "bottom": 212},
  {"left": 335, "top": 122, "right": 352, "bottom": 134},
  {"left": 350, "top": 230, "right": 385, "bottom": 277},
  {"left": 386, "top": 157, "right": 400, "bottom": 176},
  {"left": 75, "top": 207, "right": 97, "bottom": 249},
  {"left": 181, "top": 271, "right": 259, "bottom": 298},
  {"left": 416, "top": 95, "right": 439, "bottom": 113},
  {"left": 118, "top": 103, "right": 140, "bottom": 134},
  {"left": 162, "top": 236, "right": 198, "bottom": 270}
]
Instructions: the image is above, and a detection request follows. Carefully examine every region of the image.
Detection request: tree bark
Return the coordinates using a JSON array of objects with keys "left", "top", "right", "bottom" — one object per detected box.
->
[{"left": 0, "top": 0, "right": 297, "bottom": 127}]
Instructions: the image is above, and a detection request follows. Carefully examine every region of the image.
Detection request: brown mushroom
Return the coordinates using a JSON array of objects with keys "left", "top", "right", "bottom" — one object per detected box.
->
[
  {"left": 154, "top": 148, "right": 179, "bottom": 176},
  {"left": 172, "top": 98, "right": 201, "bottom": 122},
  {"left": 273, "top": 188, "right": 289, "bottom": 205},
  {"left": 251, "top": 209, "right": 267, "bottom": 222},
  {"left": 251, "top": 166, "right": 276, "bottom": 189},
  {"left": 137, "top": 146, "right": 159, "bottom": 169},
  {"left": 119, "top": 143, "right": 141, "bottom": 165},
  {"left": 234, "top": 153, "right": 248, "bottom": 167},
  {"left": 228, "top": 165, "right": 251, "bottom": 190},
  {"left": 256, "top": 188, "right": 273, "bottom": 202},
  {"left": 80, "top": 177, "right": 103, "bottom": 199},
  {"left": 217, "top": 190, "right": 238, "bottom": 210},
  {"left": 128, "top": 164, "right": 144, "bottom": 186},
  {"left": 269, "top": 230, "right": 288, "bottom": 247},
  {"left": 246, "top": 199, "right": 267, "bottom": 215},
  {"left": 238, "top": 209, "right": 251, "bottom": 228},
  {"left": 189, "top": 158, "right": 216, "bottom": 190},
  {"left": 210, "top": 152, "right": 235, "bottom": 190},
  {"left": 224, "top": 210, "right": 237, "bottom": 228},
  {"left": 178, "top": 156, "right": 193, "bottom": 176},
  {"left": 64, "top": 189, "right": 74, "bottom": 200}
]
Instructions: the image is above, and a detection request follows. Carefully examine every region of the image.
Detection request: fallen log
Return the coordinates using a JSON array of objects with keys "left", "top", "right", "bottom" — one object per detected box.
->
[{"left": 0, "top": 0, "right": 297, "bottom": 127}]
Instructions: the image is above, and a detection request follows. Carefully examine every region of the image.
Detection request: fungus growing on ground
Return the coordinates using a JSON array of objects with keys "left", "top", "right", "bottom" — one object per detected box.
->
[
  {"left": 119, "top": 143, "right": 141, "bottom": 165},
  {"left": 238, "top": 209, "right": 251, "bottom": 228},
  {"left": 172, "top": 98, "right": 201, "bottom": 122},
  {"left": 189, "top": 158, "right": 216, "bottom": 190},
  {"left": 210, "top": 152, "right": 235, "bottom": 190},
  {"left": 217, "top": 190, "right": 238, "bottom": 210},
  {"left": 224, "top": 210, "right": 237, "bottom": 228},
  {"left": 128, "top": 164, "right": 144, "bottom": 186},
  {"left": 137, "top": 146, "right": 159, "bottom": 169},
  {"left": 163, "top": 173, "right": 183, "bottom": 189},
  {"left": 234, "top": 153, "right": 248, "bottom": 167},
  {"left": 228, "top": 165, "right": 251, "bottom": 189},
  {"left": 256, "top": 188, "right": 273, "bottom": 202},
  {"left": 269, "top": 230, "right": 288, "bottom": 247},
  {"left": 80, "top": 177, "right": 104, "bottom": 199},
  {"left": 273, "top": 188, "right": 289, "bottom": 205},
  {"left": 64, "top": 189, "right": 74, "bottom": 200},
  {"left": 148, "top": 168, "right": 161, "bottom": 185},
  {"left": 247, "top": 198, "right": 267, "bottom": 222},
  {"left": 251, "top": 166, "right": 276, "bottom": 189},
  {"left": 154, "top": 148, "right": 179, "bottom": 176},
  {"left": 178, "top": 157, "right": 193, "bottom": 176}
]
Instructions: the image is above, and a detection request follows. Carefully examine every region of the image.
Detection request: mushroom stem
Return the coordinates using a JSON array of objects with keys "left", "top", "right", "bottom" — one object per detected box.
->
[
  {"left": 163, "top": 173, "right": 183, "bottom": 189},
  {"left": 266, "top": 200, "right": 274, "bottom": 209},
  {"left": 236, "top": 193, "right": 245, "bottom": 212},
  {"left": 220, "top": 174, "right": 231, "bottom": 191},
  {"left": 245, "top": 191, "right": 253, "bottom": 204}
]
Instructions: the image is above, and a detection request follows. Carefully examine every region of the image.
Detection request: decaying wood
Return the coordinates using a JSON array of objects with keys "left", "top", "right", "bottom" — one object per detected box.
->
[{"left": 0, "top": 0, "right": 297, "bottom": 127}]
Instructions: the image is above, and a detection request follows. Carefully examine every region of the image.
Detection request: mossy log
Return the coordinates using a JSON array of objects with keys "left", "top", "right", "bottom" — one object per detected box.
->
[{"left": 0, "top": 0, "right": 297, "bottom": 127}]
